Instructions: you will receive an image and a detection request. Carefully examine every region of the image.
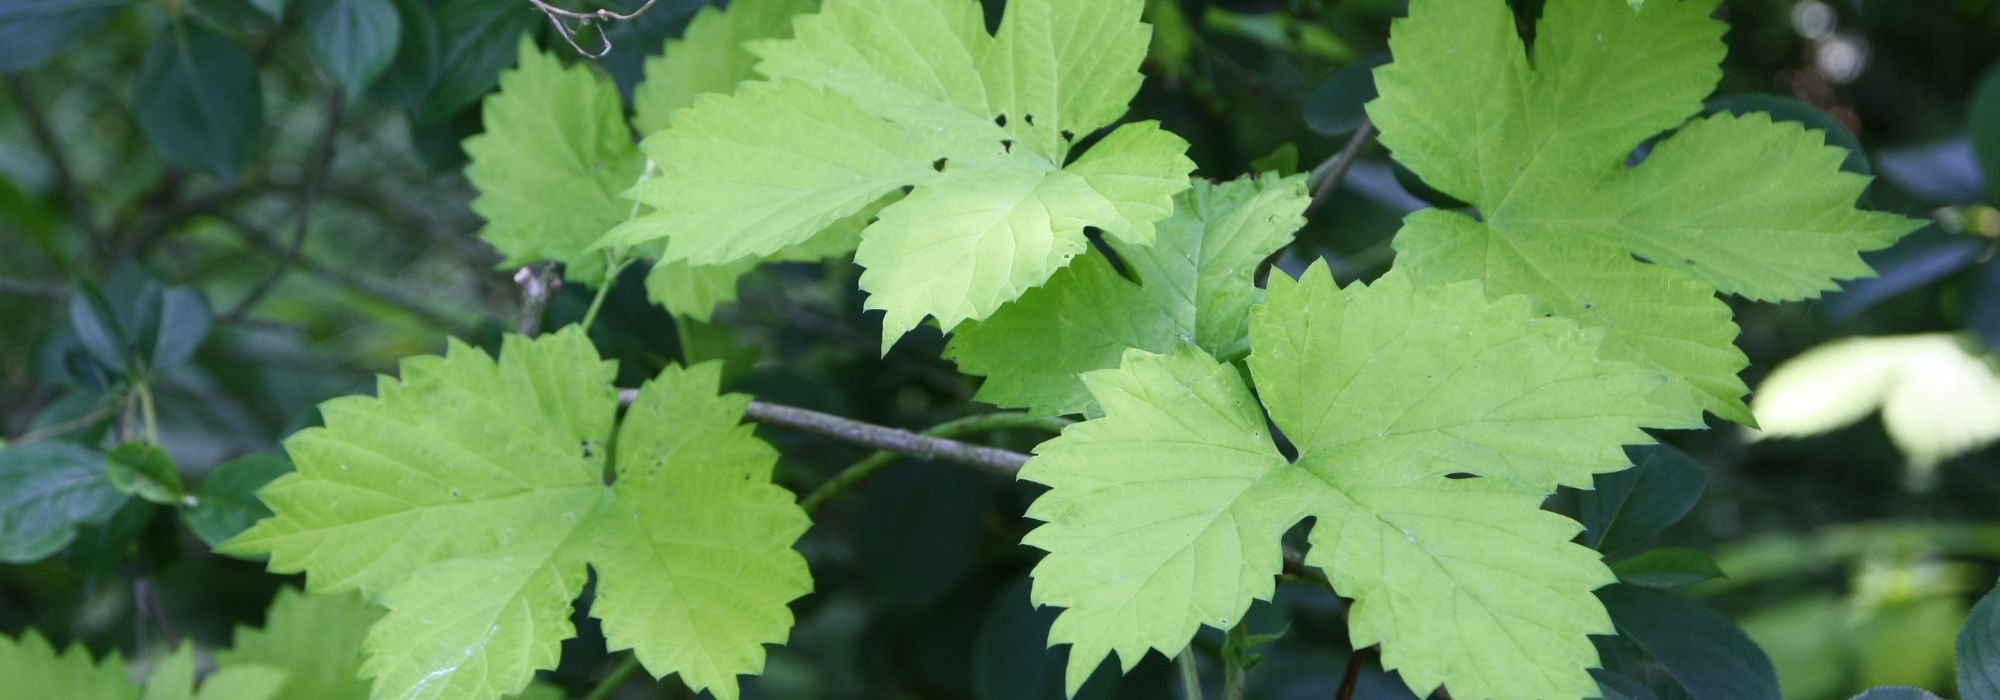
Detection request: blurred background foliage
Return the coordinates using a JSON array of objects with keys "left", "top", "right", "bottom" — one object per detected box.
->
[{"left": 1, "top": 0, "right": 1999, "bottom": 698}]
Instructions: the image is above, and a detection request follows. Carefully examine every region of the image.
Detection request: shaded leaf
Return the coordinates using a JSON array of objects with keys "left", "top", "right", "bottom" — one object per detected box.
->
[
  {"left": 298, "top": 0, "right": 401, "bottom": 101},
  {"left": 134, "top": 22, "right": 263, "bottom": 182},
  {"left": 0, "top": 0, "right": 137, "bottom": 72},
  {"left": 1598, "top": 584, "right": 1781, "bottom": 700},
  {"left": 0, "top": 442, "right": 127, "bottom": 563},
  {"left": 1611, "top": 547, "right": 1726, "bottom": 589},
  {"left": 1580, "top": 443, "right": 1708, "bottom": 554},
  {"left": 184, "top": 453, "right": 291, "bottom": 550}
]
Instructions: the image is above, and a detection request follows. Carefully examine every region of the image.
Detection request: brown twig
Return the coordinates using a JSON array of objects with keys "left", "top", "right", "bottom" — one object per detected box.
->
[
  {"left": 226, "top": 89, "right": 344, "bottom": 321},
  {"left": 1255, "top": 119, "right": 1377, "bottom": 287},
  {"left": 617, "top": 390, "right": 1033, "bottom": 476},
  {"left": 516, "top": 265, "right": 560, "bottom": 336},
  {"left": 206, "top": 209, "right": 471, "bottom": 334},
  {"left": 527, "top": 0, "right": 663, "bottom": 58},
  {"left": 3, "top": 75, "right": 107, "bottom": 260}
]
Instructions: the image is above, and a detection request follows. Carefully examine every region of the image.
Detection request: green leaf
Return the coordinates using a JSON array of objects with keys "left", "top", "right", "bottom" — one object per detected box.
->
[
  {"left": 106, "top": 441, "right": 187, "bottom": 506},
  {"left": 644, "top": 193, "right": 890, "bottom": 322},
  {"left": 415, "top": 0, "right": 539, "bottom": 122},
  {"left": 1303, "top": 53, "right": 1387, "bottom": 138},
  {"left": 602, "top": 0, "right": 1194, "bottom": 348},
  {"left": 0, "top": 442, "right": 128, "bottom": 563},
  {"left": 151, "top": 287, "right": 212, "bottom": 373},
  {"left": 585, "top": 363, "right": 812, "bottom": 699},
  {"left": 185, "top": 453, "right": 291, "bottom": 550},
  {"left": 0, "top": 0, "right": 136, "bottom": 72},
  {"left": 0, "top": 629, "right": 137, "bottom": 700},
  {"left": 134, "top": 21, "right": 263, "bottom": 183},
  {"left": 370, "top": 0, "right": 440, "bottom": 109},
  {"left": 224, "top": 328, "right": 810, "bottom": 700},
  {"left": 1597, "top": 585, "right": 1780, "bottom": 700},
  {"left": 215, "top": 588, "right": 381, "bottom": 700},
  {"left": 631, "top": 0, "right": 813, "bottom": 136},
  {"left": 1578, "top": 444, "right": 1708, "bottom": 554},
  {"left": 464, "top": 40, "right": 647, "bottom": 288},
  {"left": 1958, "top": 585, "right": 2000, "bottom": 700},
  {"left": 1972, "top": 64, "right": 2000, "bottom": 204},
  {"left": 1851, "top": 688, "right": 1946, "bottom": 700},
  {"left": 141, "top": 642, "right": 197, "bottom": 700},
  {"left": 1610, "top": 547, "right": 1725, "bottom": 589},
  {"left": 1372, "top": 0, "right": 1921, "bottom": 425},
  {"left": 1021, "top": 264, "right": 1689, "bottom": 698},
  {"left": 143, "top": 641, "right": 288, "bottom": 700},
  {"left": 948, "top": 173, "right": 1310, "bottom": 417},
  {"left": 70, "top": 280, "right": 129, "bottom": 374},
  {"left": 298, "top": 0, "right": 402, "bottom": 102}
]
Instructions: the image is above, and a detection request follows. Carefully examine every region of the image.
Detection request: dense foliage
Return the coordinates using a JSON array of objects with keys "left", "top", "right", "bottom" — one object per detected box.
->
[{"left": 3, "top": 0, "right": 2000, "bottom": 698}]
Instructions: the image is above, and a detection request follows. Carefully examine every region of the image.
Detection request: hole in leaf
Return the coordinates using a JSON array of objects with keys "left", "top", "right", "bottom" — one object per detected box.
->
[
  {"left": 1024, "top": 113, "right": 1036, "bottom": 126},
  {"left": 1001, "top": 139, "right": 1014, "bottom": 153},
  {"left": 932, "top": 157, "right": 948, "bottom": 172},
  {"left": 1086, "top": 229, "right": 1138, "bottom": 284},
  {"left": 1444, "top": 472, "right": 1478, "bottom": 480},
  {"left": 1061, "top": 129, "right": 1076, "bottom": 141},
  {"left": 995, "top": 114, "right": 1008, "bottom": 127}
]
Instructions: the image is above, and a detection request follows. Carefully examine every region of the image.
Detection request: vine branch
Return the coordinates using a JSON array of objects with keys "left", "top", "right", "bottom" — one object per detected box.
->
[
  {"left": 206, "top": 209, "right": 471, "bottom": 334},
  {"left": 1305, "top": 118, "right": 1376, "bottom": 217},
  {"left": 799, "top": 412, "right": 1072, "bottom": 513},
  {"left": 3, "top": 75, "right": 107, "bottom": 260},
  {"left": 226, "top": 89, "right": 344, "bottom": 321}
]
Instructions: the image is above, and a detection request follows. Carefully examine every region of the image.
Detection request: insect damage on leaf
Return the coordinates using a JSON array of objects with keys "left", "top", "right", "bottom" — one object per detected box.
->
[{"left": 1369, "top": 0, "right": 1922, "bottom": 425}]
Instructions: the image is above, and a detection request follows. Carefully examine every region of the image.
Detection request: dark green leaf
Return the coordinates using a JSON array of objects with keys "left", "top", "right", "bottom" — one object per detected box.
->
[
  {"left": 105, "top": 441, "right": 186, "bottom": 506},
  {"left": 0, "top": 442, "right": 127, "bottom": 563},
  {"left": 1958, "top": 585, "right": 2000, "bottom": 700},
  {"left": 1305, "top": 52, "right": 1388, "bottom": 137},
  {"left": 413, "top": 0, "right": 537, "bottom": 122},
  {"left": 134, "top": 21, "right": 263, "bottom": 183},
  {"left": 370, "top": 0, "right": 440, "bottom": 109},
  {"left": 66, "top": 497, "right": 158, "bottom": 584},
  {"left": 149, "top": 287, "right": 210, "bottom": 373},
  {"left": 1611, "top": 547, "right": 1726, "bottom": 589},
  {"left": 184, "top": 453, "right": 290, "bottom": 551},
  {"left": 1973, "top": 65, "right": 2000, "bottom": 204},
  {"left": 1850, "top": 687, "right": 1944, "bottom": 700},
  {"left": 1581, "top": 444, "right": 1708, "bottom": 554},
  {"left": 190, "top": 0, "right": 279, "bottom": 33},
  {"left": 1250, "top": 143, "right": 1300, "bottom": 176},
  {"left": 1591, "top": 668, "right": 1660, "bottom": 700},
  {"left": 1707, "top": 94, "right": 1871, "bottom": 177},
  {"left": 299, "top": 0, "right": 401, "bottom": 101},
  {"left": 1598, "top": 584, "right": 1781, "bottom": 700},
  {"left": 0, "top": 0, "right": 136, "bottom": 72},
  {"left": 67, "top": 281, "right": 127, "bottom": 375},
  {"left": 247, "top": 0, "right": 284, "bottom": 19},
  {"left": 971, "top": 576, "right": 1142, "bottom": 700}
]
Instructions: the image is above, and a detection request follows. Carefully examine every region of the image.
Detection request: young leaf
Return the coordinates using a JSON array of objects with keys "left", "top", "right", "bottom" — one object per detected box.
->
[
  {"left": 601, "top": 0, "right": 1196, "bottom": 349},
  {"left": 1021, "top": 264, "right": 1694, "bottom": 698},
  {"left": 0, "top": 442, "right": 128, "bottom": 563},
  {"left": 215, "top": 588, "right": 381, "bottom": 700},
  {"left": 1610, "top": 547, "right": 1726, "bottom": 589},
  {"left": 948, "top": 173, "right": 1310, "bottom": 417},
  {"left": 1371, "top": 0, "right": 1921, "bottom": 424},
  {"left": 106, "top": 442, "right": 187, "bottom": 506},
  {"left": 134, "top": 21, "right": 263, "bottom": 183},
  {"left": 464, "top": 40, "right": 646, "bottom": 288},
  {"left": 0, "top": 629, "right": 137, "bottom": 699},
  {"left": 224, "top": 328, "right": 810, "bottom": 700}
]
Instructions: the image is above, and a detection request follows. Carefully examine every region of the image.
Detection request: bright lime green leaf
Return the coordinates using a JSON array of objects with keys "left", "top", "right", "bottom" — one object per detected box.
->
[
  {"left": 603, "top": 0, "right": 1194, "bottom": 347},
  {"left": 191, "top": 666, "right": 288, "bottom": 700},
  {"left": 464, "top": 39, "right": 645, "bottom": 287},
  {"left": 1750, "top": 334, "right": 2000, "bottom": 484},
  {"left": 0, "top": 630, "right": 135, "bottom": 700},
  {"left": 588, "top": 364, "right": 812, "bottom": 700},
  {"left": 1370, "top": 0, "right": 1920, "bottom": 424},
  {"left": 1023, "top": 265, "right": 1688, "bottom": 698},
  {"left": 142, "top": 643, "right": 196, "bottom": 700},
  {"left": 216, "top": 589, "right": 382, "bottom": 700},
  {"left": 646, "top": 192, "right": 892, "bottom": 322},
  {"left": 632, "top": 0, "right": 815, "bottom": 135},
  {"left": 225, "top": 329, "right": 810, "bottom": 700},
  {"left": 947, "top": 174, "right": 1309, "bottom": 417}
]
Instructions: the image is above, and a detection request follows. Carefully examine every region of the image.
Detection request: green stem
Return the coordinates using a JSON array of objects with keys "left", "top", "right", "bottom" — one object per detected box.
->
[
  {"left": 798, "top": 412, "right": 1071, "bottom": 513},
  {"left": 136, "top": 382, "right": 160, "bottom": 445},
  {"left": 579, "top": 253, "right": 628, "bottom": 332},
  {"left": 581, "top": 654, "right": 643, "bottom": 700},
  {"left": 1221, "top": 622, "right": 1248, "bottom": 700},
  {"left": 1176, "top": 647, "right": 1205, "bottom": 700}
]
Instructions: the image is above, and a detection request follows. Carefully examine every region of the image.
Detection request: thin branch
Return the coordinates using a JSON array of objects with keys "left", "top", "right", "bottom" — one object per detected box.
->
[
  {"left": 581, "top": 654, "right": 643, "bottom": 700},
  {"left": 1335, "top": 648, "right": 1367, "bottom": 700},
  {"left": 799, "top": 412, "right": 1072, "bottom": 513},
  {"left": 7, "top": 400, "right": 122, "bottom": 445},
  {"left": 1306, "top": 118, "right": 1376, "bottom": 216},
  {"left": 0, "top": 277, "right": 67, "bottom": 298},
  {"left": 3, "top": 75, "right": 106, "bottom": 260},
  {"left": 206, "top": 209, "right": 472, "bottom": 334},
  {"left": 527, "top": 0, "right": 663, "bottom": 58},
  {"left": 1255, "top": 119, "right": 1377, "bottom": 287},
  {"left": 1177, "top": 647, "right": 1206, "bottom": 700},
  {"left": 617, "top": 390, "right": 1037, "bottom": 476},
  {"left": 226, "top": 89, "right": 344, "bottom": 321}
]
